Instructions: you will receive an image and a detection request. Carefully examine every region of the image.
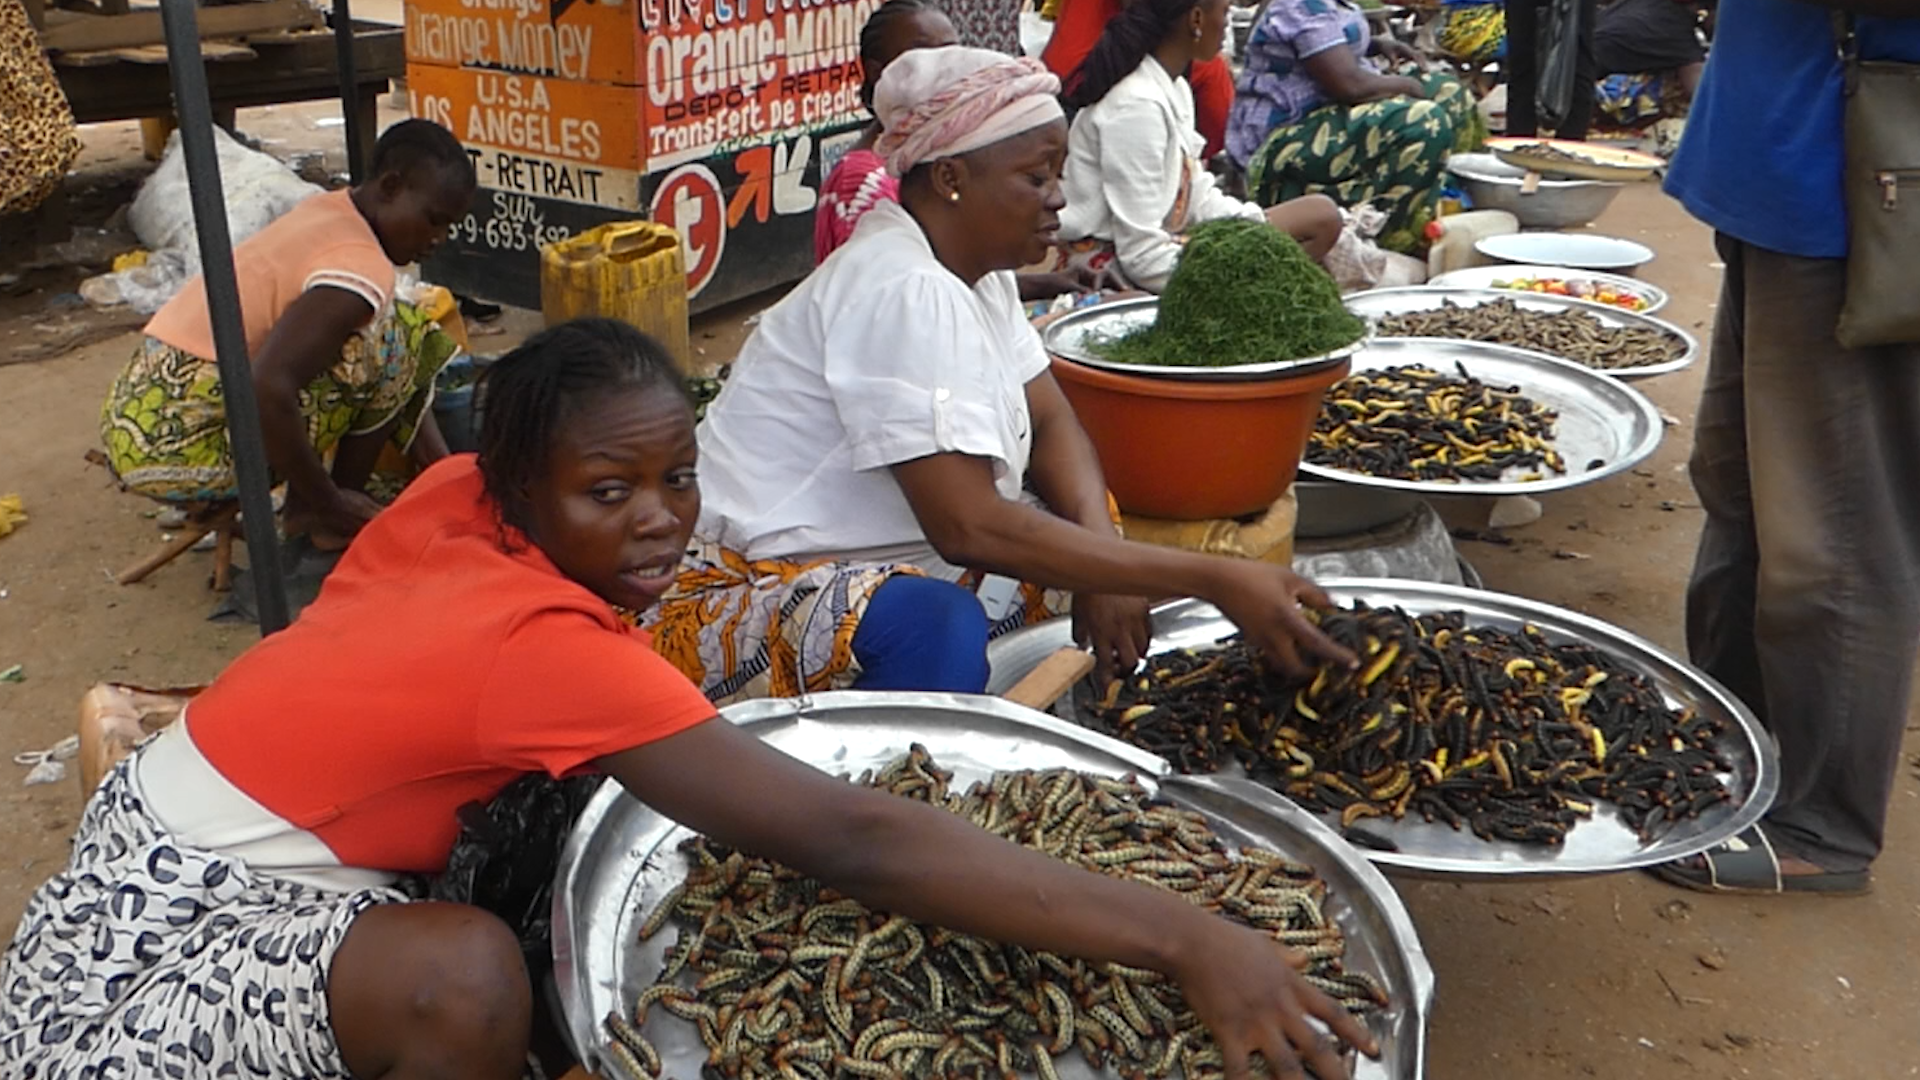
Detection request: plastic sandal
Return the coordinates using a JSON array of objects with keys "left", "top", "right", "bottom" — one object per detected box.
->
[{"left": 1648, "top": 825, "right": 1871, "bottom": 896}]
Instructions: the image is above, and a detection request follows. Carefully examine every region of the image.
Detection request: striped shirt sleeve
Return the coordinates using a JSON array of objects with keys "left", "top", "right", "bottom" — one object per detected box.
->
[{"left": 302, "top": 241, "right": 396, "bottom": 313}]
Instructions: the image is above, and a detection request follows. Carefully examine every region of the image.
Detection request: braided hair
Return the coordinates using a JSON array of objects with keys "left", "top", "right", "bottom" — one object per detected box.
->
[
  {"left": 859, "top": 0, "right": 941, "bottom": 112},
  {"left": 1063, "top": 0, "right": 1204, "bottom": 110},
  {"left": 476, "top": 318, "right": 690, "bottom": 539},
  {"left": 370, "top": 118, "right": 476, "bottom": 191}
]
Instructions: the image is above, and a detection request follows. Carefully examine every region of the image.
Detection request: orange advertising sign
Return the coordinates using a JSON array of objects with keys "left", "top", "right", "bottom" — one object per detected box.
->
[
  {"left": 639, "top": 0, "right": 873, "bottom": 171},
  {"left": 406, "top": 0, "right": 644, "bottom": 86},
  {"left": 408, "top": 63, "right": 647, "bottom": 208},
  {"left": 408, "top": 0, "right": 876, "bottom": 310}
]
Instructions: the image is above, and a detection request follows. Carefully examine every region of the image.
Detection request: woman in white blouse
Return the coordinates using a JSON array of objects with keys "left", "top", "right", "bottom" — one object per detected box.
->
[
  {"left": 1055, "top": 0, "right": 1343, "bottom": 292},
  {"left": 646, "top": 46, "right": 1353, "bottom": 705}
]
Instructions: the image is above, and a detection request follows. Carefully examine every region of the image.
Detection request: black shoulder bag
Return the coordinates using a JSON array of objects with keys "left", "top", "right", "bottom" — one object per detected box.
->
[{"left": 1833, "top": 12, "right": 1920, "bottom": 347}]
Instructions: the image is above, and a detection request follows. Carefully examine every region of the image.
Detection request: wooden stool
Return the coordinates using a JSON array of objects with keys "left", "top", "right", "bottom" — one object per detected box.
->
[
  {"left": 76, "top": 683, "right": 195, "bottom": 795},
  {"left": 116, "top": 503, "right": 240, "bottom": 590}
]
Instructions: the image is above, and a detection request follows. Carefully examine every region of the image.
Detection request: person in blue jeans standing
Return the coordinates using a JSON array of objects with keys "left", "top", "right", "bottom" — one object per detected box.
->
[{"left": 1655, "top": 0, "right": 1920, "bottom": 895}]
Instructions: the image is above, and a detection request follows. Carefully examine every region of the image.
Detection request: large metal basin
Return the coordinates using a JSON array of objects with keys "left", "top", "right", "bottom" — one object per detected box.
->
[{"left": 1447, "top": 152, "right": 1624, "bottom": 230}]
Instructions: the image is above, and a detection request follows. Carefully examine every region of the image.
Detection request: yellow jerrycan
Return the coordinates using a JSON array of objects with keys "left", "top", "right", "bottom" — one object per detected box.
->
[{"left": 540, "top": 222, "right": 693, "bottom": 373}]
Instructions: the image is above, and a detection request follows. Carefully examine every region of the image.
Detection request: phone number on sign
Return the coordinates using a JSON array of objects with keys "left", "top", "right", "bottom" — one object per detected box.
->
[{"left": 454, "top": 207, "right": 572, "bottom": 253}]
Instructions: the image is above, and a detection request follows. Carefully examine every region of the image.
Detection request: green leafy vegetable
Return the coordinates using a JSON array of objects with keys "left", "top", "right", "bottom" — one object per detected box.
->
[{"left": 1092, "top": 219, "right": 1365, "bottom": 368}]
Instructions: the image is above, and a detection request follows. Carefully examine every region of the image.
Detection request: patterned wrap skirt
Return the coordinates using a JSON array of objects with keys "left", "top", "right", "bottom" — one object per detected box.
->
[
  {"left": 643, "top": 538, "right": 1069, "bottom": 706},
  {"left": 1595, "top": 72, "right": 1685, "bottom": 129},
  {"left": 0, "top": 757, "right": 404, "bottom": 1079},
  {"left": 1245, "top": 70, "right": 1485, "bottom": 252},
  {"left": 99, "top": 300, "right": 458, "bottom": 504}
]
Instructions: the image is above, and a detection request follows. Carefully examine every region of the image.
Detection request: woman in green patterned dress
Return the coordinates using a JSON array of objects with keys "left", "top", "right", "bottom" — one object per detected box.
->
[
  {"left": 1226, "top": 0, "right": 1485, "bottom": 252},
  {"left": 101, "top": 120, "right": 473, "bottom": 547}
]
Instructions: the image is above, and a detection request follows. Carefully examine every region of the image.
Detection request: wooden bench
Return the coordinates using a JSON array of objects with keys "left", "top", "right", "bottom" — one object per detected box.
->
[{"left": 50, "top": 18, "right": 402, "bottom": 167}]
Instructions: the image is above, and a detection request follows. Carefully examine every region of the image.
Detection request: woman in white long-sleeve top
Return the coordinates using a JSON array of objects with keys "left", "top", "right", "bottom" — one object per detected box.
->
[{"left": 1052, "top": 0, "right": 1342, "bottom": 292}]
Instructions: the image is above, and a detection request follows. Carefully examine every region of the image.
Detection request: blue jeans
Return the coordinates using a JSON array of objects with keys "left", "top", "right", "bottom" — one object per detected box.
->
[{"left": 850, "top": 576, "right": 992, "bottom": 693}]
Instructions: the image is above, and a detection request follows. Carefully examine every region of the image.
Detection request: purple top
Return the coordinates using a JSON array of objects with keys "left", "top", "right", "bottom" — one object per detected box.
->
[{"left": 1225, "top": 0, "right": 1376, "bottom": 168}]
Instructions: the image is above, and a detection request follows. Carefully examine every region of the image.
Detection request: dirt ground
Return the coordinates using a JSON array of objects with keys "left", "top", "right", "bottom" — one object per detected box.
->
[{"left": 1, "top": 110, "right": 1916, "bottom": 1080}]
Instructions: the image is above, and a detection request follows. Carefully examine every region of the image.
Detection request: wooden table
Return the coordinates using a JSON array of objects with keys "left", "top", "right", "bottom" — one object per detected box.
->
[{"left": 52, "top": 21, "right": 403, "bottom": 167}]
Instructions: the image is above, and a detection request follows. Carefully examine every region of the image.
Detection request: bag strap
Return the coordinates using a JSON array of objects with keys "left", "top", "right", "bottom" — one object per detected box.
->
[{"left": 1832, "top": 10, "right": 1860, "bottom": 95}]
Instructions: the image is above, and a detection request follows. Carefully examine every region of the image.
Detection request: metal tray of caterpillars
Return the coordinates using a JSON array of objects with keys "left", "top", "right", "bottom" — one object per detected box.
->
[
  {"left": 1295, "top": 337, "right": 1664, "bottom": 497},
  {"left": 553, "top": 692, "right": 1435, "bottom": 1080},
  {"left": 1343, "top": 286, "right": 1697, "bottom": 379},
  {"left": 1041, "top": 295, "right": 1366, "bottom": 382},
  {"left": 982, "top": 581, "right": 1779, "bottom": 879}
]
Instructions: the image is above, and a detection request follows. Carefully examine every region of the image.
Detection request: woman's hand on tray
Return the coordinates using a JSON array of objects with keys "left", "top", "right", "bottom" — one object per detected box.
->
[
  {"left": 1204, "top": 563, "right": 1358, "bottom": 678},
  {"left": 1073, "top": 591, "right": 1154, "bottom": 686},
  {"left": 1172, "top": 921, "right": 1378, "bottom": 1080},
  {"left": 598, "top": 719, "right": 1379, "bottom": 1079}
]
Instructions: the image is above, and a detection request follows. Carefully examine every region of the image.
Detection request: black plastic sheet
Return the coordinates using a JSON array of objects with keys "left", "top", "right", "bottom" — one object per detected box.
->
[
  {"left": 431, "top": 773, "right": 606, "bottom": 974},
  {"left": 1538, "top": 0, "right": 1584, "bottom": 128}
]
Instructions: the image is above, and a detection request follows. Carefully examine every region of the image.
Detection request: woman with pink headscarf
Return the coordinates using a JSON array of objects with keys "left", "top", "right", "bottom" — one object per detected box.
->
[
  {"left": 812, "top": 0, "right": 1093, "bottom": 305},
  {"left": 652, "top": 48, "right": 1365, "bottom": 779}
]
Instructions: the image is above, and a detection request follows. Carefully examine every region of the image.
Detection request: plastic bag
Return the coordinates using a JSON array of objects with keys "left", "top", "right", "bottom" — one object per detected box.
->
[
  {"left": 1324, "top": 206, "right": 1393, "bottom": 293},
  {"left": 15, "top": 735, "right": 78, "bottom": 786},
  {"left": 1537, "top": 0, "right": 1582, "bottom": 130},
  {"left": 129, "top": 127, "right": 322, "bottom": 270},
  {"left": 81, "top": 249, "right": 194, "bottom": 312},
  {"left": 0, "top": 493, "right": 25, "bottom": 537},
  {"left": 429, "top": 773, "right": 607, "bottom": 973},
  {"left": 89, "top": 127, "right": 321, "bottom": 314}
]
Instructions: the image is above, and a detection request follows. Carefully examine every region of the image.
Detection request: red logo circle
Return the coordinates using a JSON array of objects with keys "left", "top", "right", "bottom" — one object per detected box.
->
[{"left": 650, "top": 163, "right": 726, "bottom": 299}]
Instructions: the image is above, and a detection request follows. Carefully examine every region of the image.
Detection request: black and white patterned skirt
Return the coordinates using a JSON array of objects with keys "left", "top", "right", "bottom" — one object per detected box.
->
[{"left": 0, "top": 757, "right": 405, "bottom": 1078}]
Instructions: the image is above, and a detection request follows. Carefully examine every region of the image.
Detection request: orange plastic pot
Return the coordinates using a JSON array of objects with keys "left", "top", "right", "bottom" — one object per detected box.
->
[{"left": 1050, "top": 354, "right": 1350, "bottom": 521}]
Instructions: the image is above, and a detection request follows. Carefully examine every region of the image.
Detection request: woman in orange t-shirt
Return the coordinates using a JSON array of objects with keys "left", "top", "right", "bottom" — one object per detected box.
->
[
  {"left": 100, "top": 119, "right": 476, "bottom": 547},
  {"left": 3, "top": 319, "right": 1376, "bottom": 1080}
]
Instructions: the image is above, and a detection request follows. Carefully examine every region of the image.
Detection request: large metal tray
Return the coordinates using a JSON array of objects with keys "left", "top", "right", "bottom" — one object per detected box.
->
[
  {"left": 983, "top": 582, "right": 1779, "bottom": 878},
  {"left": 1425, "top": 265, "right": 1669, "bottom": 315},
  {"left": 1297, "top": 338, "right": 1663, "bottom": 497},
  {"left": 1344, "top": 286, "right": 1697, "bottom": 378},
  {"left": 1444, "top": 153, "right": 1623, "bottom": 230},
  {"left": 1041, "top": 295, "right": 1365, "bottom": 382},
  {"left": 553, "top": 693, "right": 1435, "bottom": 1080}
]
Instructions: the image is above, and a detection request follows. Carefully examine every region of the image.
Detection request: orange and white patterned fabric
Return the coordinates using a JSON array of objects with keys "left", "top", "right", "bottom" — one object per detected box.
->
[
  {"left": 814, "top": 149, "right": 900, "bottom": 264},
  {"left": 643, "top": 541, "right": 920, "bottom": 704},
  {"left": 642, "top": 537, "right": 1071, "bottom": 706}
]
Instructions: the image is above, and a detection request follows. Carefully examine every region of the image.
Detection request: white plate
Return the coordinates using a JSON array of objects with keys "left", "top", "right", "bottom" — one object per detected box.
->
[
  {"left": 1475, "top": 233, "right": 1655, "bottom": 271},
  {"left": 1040, "top": 295, "right": 1364, "bottom": 381},
  {"left": 1427, "top": 264, "right": 1668, "bottom": 314}
]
